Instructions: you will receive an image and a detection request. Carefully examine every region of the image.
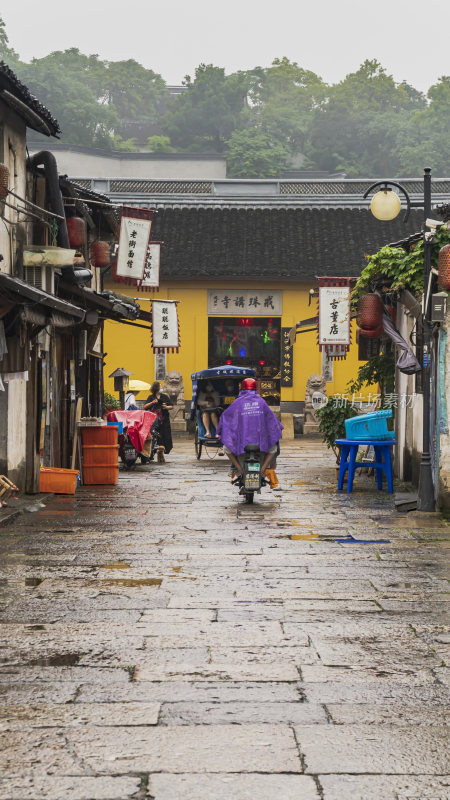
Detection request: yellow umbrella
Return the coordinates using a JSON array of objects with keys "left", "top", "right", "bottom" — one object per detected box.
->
[{"left": 128, "top": 379, "right": 151, "bottom": 392}]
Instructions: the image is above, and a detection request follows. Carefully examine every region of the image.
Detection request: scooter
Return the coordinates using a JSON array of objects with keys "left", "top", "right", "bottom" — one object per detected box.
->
[
  {"left": 232, "top": 443, "right": 268, "bottom": 504},
  {"left": 119, "top": 417, "right": 161, "bottom": 469}
]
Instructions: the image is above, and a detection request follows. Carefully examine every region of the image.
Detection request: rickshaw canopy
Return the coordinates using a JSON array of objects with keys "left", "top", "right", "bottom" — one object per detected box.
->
[{"left": 190, "top": 365, "right": 256, "bottom": 421}]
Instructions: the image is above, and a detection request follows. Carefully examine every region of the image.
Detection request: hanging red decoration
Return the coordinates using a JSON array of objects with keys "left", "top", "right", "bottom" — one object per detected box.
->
[
  {"left": 0, "top": 163, "right": 9, "bottom": 199},
  {"left": 67, "top": 217, "right": 86, "bottom": 249},
  {"left": 90, "top": 240, "right": 110, "bottom": 267},
  {"left": 357, "top": 324, "right": 384, "bottom": 340},
  {"left": 438, "top": 243, "right": 450, "bottom": 290},
  {"left": 357, "top": 293, "right": 382, "bottom": 331}
]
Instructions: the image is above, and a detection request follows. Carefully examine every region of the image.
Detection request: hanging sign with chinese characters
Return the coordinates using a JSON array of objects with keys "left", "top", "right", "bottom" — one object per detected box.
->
[
  {"left": 138, "top": 242, "right": 161, "bottom": 291},
  {"left": 318, "top": 277, "right": 352, "bottom": 360},
  {"left": 208, "top": 290, "right": 282, "bottom": 315},
  {"left": 281, "top": 327, "right": 293, "bottom": 387},
  {"left": 116, "top": 207, "right": 153, "bottom": 280},
  {"left": 152, "top": 300, "right": 180, "bottom": 353}
]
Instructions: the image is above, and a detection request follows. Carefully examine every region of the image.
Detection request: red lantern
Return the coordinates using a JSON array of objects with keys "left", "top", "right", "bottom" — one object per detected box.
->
[
  {"left": 0, "top": 163, "right": 9, "bottom": 199},
  {"left": 438, "top": 244, "right": 450, "bottom": 290},
  {"left": 90, "top": 240, "right": 110, "bottom": 267},
  {"left": 357, "top": 324, "right": 384, "bottom": 340},
  {"left": 357, "top": 293, "right": 382, "bottom": 331},
  {"left": 66, "top": 217, "right": 86, "bottom": 249}
]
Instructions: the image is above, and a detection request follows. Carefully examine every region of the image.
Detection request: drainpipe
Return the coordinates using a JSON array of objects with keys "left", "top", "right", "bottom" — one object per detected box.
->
[
  {"left": 27, "top": 151, "right": 69, "bottom": 246},
  {"left": 27, "top": 151, "right": 80, "bottom": 285}
]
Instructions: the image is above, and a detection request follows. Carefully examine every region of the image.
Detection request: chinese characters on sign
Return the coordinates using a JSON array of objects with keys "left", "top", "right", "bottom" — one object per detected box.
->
[
  {"left": 318, "top": 286, "right": 350, "bottom": 345},
  {"left": 152, "top": 300, "right": 179, "bottom": 352},
  {"left": 322, "top": 348, "right": 334, "bottom": 383},
  {"left": 140, "top": 242, "right": 161, "bottom": 288},
  {"left": 207, "top": 290, "right": 282, "bottom": 316},
  {"left": 116, "top": 214, "right": 152, "bottom": 280},
  {"left": 281, "top": 327, "right": 293, "bottom": 387}
]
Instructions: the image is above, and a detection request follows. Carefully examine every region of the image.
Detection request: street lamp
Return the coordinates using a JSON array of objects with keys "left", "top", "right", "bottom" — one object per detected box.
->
[{"left": 364, "top": 168, "right": 435, "bottom": 512}]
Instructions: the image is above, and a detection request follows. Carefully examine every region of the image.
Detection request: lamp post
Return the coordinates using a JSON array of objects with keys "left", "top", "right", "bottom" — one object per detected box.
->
[{"left": 364, "top": 168, "right": 435, "bottom": 512}]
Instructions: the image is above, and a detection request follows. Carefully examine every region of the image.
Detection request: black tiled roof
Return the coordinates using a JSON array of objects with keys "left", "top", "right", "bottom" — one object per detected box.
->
[
  {"left": 152, "top": 207, "right": 425, "bottom": 281},
  {"left": 0, "top": 61, "right": 60, "bottom": 137}
]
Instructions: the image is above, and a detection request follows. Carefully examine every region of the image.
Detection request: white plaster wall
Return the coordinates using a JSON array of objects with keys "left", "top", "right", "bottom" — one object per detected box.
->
[
  {"left": 0, "top": 100, "right": 28, "bottom": 274},
  {"left": 6, "top": 378, "right": 27, "bottom": 479},
  {"left": 438, "top": 305, "right": 450, "bottom": 506},
  {"left": 395, "top": 305, "right": 423, "bottom": 481},
  {"left": 26, "top": 146, "right": 226, "bottom": 180}
]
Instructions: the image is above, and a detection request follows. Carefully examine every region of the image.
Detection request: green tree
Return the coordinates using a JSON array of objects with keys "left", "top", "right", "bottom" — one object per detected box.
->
[
  {"left": 16, "top": 56, "right": 118, "bottom": 147},
  {"left": 103, "top": 59, "right": 167, "bottom": 121},
  {"left": 0, "top": 15, "right": 19, "bottom": 66},
  {"left": 305, "top": 60, "right": 427, "bottom": 177},
  {"left": 163, "top": 64, "right": 251, "bottom": 152},
  {"left": 396, "top": 76, "right": 450, "bottom": 175},
  {"left": 226, "top": 127, "right": 289, "bottom": 177},
  {"left": 147, "top": 135, "right": 174, "bottom": 152},
  {"left": 249, "top": 57, "right": 327, "bottom": 156}
]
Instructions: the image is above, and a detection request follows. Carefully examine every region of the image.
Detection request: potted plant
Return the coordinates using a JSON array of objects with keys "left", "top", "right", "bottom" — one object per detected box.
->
[
  {"left": 315, "top": 398, "right": 359, "bottom": 473},
  {"left": 103, "top": 391, "right": 120, "bottom": 414}
]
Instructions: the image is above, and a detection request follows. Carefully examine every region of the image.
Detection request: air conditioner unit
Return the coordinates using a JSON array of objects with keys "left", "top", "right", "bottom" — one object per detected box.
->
[{"left": 24, "top": 264, "right": 55, "bottom": 295}]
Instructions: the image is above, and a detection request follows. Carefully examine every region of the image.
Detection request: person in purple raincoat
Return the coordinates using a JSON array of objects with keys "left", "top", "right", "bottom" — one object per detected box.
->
[{"left": 216, "top": 378, "right": 283, "bottom": 477}]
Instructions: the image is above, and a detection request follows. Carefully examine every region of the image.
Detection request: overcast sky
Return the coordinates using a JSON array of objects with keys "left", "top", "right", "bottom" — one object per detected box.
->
[{"left": 2, "top": 0, "right": 449, "bottom": 92}]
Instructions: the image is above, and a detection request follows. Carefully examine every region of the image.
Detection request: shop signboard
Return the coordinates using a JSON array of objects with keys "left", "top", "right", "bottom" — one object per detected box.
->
[
  {"left": 152, "top": 300, "right": 179, "bottom": 352},
  {"left": 116, "top": 207, "right": 153, "bottom": 280},
  {"left": 281, "top": 327, "right": 293, "bottom": 387},
  {"left": 208, "top": 290, "right": 282, "bottom": 316}
]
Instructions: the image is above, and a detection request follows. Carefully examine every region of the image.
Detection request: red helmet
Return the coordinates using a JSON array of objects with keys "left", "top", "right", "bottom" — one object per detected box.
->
[{"left": 241, "top": 378, "right": 257, "bottom": 391}]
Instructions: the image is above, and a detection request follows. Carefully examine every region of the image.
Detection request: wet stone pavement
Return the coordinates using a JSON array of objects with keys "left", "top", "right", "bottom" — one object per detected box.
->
[{"left": 0, "top": 436, "right": 449, "bottom": 800}]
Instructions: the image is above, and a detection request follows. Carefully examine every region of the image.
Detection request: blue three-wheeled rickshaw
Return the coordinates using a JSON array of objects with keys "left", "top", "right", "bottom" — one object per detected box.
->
[{"left": 190, "top": 365, "right": 256, "bottom": 459}]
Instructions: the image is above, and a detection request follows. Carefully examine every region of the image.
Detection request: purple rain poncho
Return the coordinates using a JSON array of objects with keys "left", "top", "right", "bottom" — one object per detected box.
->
[{"left": 217, "top": 390, "right": 283, "bottom": 455}]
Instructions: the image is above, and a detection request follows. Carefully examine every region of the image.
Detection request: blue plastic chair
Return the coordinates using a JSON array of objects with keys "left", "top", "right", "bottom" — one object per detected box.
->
[{"left": 335, "top": 438, "right": 397, "bottom": 494}]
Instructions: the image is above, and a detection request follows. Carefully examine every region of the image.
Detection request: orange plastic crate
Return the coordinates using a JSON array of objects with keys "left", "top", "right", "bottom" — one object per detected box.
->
[
  {"left": 40, "top": 467, "right": 80, "bottom": 495},
  {"left": 82, "top": 464, "right": 119, "bottom": 485},
  {"left": 82, "top": 444, "right": 119, "bottom": 466},
  {"left": 80, "top": 426, "right": 117, "bottom": 446}
]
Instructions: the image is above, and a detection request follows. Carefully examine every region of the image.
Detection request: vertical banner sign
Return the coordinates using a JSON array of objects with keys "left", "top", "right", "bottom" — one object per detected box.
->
[
  {"left": 152, "top": 300, "right": 180, "bottom": 353},
  {"left": 139, "top": 242, "right": 161, "bottom": 290},
  {"left": 281, "top": 327, "right": 293, "bottom": 387},
  {"left": 116, "top": 207, "right": 153, "bottom": 280},
  {"left": 318, "top": 277, "right": 352, "bottom": 360}
]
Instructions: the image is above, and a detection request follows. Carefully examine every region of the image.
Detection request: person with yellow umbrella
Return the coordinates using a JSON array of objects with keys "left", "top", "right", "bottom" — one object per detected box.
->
[{"left": 124, "top": 379, "right": 151, "bottom": 411}]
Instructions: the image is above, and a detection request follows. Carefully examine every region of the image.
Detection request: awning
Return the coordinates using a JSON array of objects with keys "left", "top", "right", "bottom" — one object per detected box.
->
[
  {"left": 58, "top": 281, "right": 150, "bottom": 324},
  {"left": 0, "top": 272, "right": 85, "bottom": 321}
]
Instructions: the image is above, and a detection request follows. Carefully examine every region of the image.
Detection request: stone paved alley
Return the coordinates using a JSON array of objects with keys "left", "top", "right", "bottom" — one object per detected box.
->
[{"left": 0, "top": 437, "right": 449, "bottom": 800}]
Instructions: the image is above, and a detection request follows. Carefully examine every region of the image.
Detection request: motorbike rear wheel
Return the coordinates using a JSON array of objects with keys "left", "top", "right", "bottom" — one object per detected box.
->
[
  {"left": 245, "top": 491, "right": 254, "bottom": 504},
  {"left": 195, "top": 427, "right": 202, "bottom": 460}
]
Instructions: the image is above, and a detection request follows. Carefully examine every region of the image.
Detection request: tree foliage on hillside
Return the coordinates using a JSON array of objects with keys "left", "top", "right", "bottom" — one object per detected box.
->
[{"left": 0, "top": 15, "right": 448, "bottom": 175}]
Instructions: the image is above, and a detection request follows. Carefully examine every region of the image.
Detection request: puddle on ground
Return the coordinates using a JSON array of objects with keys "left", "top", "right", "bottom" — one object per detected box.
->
[
  {"left": 24, "top": 577, "right": 43, "bottom": 587},
  {"left": 100, "top": 578, "right": 162, "bottom": 587},
  {"left": 101, "top": 562, "right": 131, "bottom": 570},
  {"left": 25, "top": 652, "right": 84, "bottom": 666}
]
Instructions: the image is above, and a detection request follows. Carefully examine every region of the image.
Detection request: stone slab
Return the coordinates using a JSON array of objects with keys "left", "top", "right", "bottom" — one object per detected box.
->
[
  {"left": 135, "top": 662, "right": 300, "bottom": 682},
  {"left": 326, "top": 704, "right": 450, "bottom": 725},
  {"left": 149, "top": 774, "right": 319, "bottom": 800},
  {"left": 78, "top": 680, "right": 301, "bottom": 704},
  {"left": 320, "top": 774, "right": 450, "bottom": 800},
  {"left": 295, "top": 724, "right": 450, "bottom": 774},
  {"left": 0, "top": 776, "right": 140, "bottom": 800},
  {"left": 69, "top": 724, "right": 302, "bottom": 773},
  {"left": 160, "top": 701, "right": 327, "bottom": 726},
  {"left": 0, "top": 702, "right": 160, "bottom": 730}
]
